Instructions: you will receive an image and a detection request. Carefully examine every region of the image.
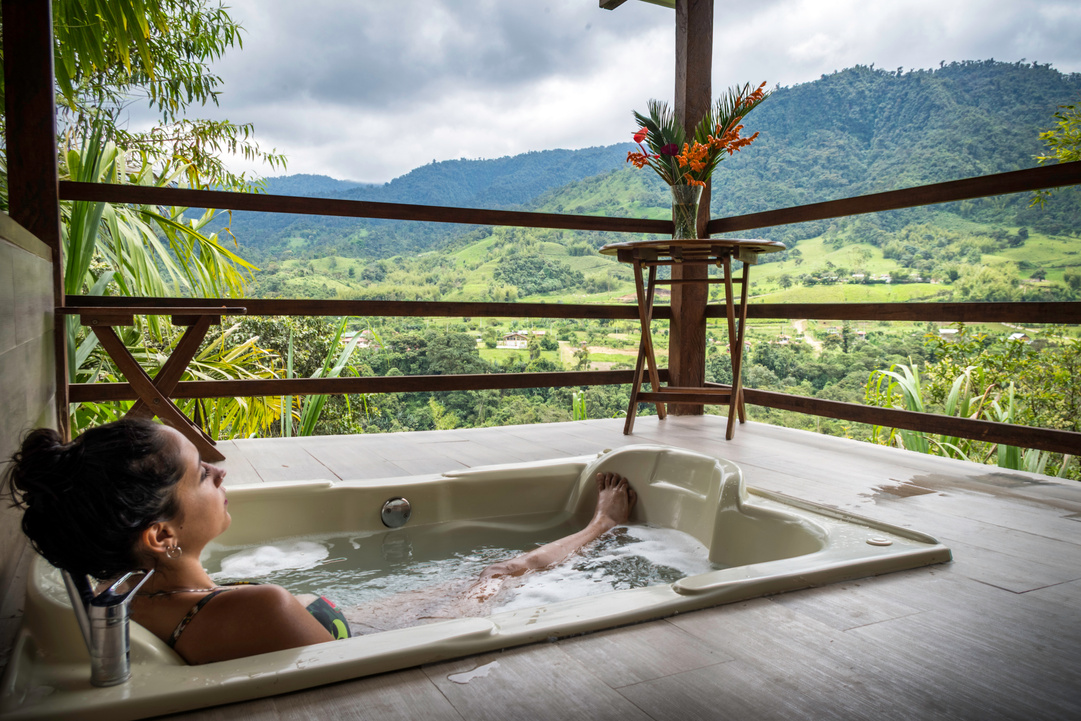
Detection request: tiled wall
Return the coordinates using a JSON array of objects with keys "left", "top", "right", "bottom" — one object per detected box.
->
[{"left": 0, "top": 213, "right": 56, "bottom": 668}]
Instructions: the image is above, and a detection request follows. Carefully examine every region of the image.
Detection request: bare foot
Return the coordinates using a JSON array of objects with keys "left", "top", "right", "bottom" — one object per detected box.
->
[{"left": 591, "top": 472, "right": 637, "bottom": 532}]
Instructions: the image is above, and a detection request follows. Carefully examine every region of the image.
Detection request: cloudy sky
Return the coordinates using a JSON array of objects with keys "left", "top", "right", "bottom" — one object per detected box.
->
[{"left": 182, "top": 0, "right": 1081, "bottom": 184}]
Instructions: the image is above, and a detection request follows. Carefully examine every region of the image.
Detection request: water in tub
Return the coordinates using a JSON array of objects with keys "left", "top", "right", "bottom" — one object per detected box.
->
[{"left": 203, "top": 516, "right": 718, "bottom": 634}]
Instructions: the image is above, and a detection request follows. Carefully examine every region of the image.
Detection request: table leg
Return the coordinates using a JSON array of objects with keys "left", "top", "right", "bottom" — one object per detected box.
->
[
  {"left": 90, "top": 325, "right": 225, "bottom": 461},
  {"left": 722, "top": 255, "right": 739, "bottom": 439},
  {"left": 625, "top": 262, "right": 665, "bottom": 435},
  {"left": 643, "top": 264, "right": 665, "bottom": 420},
  {"left": 733, "top": 262, "right": 752, "bottom": 429},
  {"left": 127, "top": 315, "right": 213, "bottom": 420},
  {"left": 624, "top": 335, "right": 647, "bottom": 435}
]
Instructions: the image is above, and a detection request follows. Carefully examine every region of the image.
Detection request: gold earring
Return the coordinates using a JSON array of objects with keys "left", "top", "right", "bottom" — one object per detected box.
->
[{"left": 165, "top": 544, "right": 183, "bottom": 559}]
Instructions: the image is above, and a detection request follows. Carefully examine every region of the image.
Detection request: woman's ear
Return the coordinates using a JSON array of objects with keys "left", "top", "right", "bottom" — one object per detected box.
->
[{"left": 140, "top": 522, "right": 177, "bottom": 557}]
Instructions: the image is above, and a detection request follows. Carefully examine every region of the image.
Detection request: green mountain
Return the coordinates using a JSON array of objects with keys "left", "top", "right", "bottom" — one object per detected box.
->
[
  {"left": 228, "top": 146, "right": 633, "bottom": 259},
  {"left": 240, "top": 60, "right": 1080, "bottom": 303}
]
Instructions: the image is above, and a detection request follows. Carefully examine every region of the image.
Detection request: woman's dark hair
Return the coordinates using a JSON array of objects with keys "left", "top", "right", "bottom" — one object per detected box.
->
[{"left": 3, "top": 418, "right": 185, "bottom": 578}]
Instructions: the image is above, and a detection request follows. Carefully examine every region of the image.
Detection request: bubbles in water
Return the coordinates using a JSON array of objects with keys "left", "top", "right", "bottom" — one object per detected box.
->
[
  {"left": 213, "top": 541, "right": 329, "bottom": 579},
  {"left": 496, "top": 526, "right": 714, "bottom": 612}
]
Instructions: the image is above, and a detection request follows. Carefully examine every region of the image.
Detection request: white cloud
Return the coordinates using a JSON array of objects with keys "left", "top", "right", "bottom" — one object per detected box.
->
[{"left": 194, "top": 0, "right": 1081, "bottom": 183}]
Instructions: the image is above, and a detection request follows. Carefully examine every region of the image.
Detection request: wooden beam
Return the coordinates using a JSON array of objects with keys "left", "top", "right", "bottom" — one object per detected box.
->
[
  {"left": 59, "top": 182, "right": 672, "bottom": 236},
  {"left": 734, "top": 301, "right": 1081, "bottom": 323},
  {"left": 742, "top": 387, "right": 1081, "bottom": 457},
  {"left": 3, "top": 0, "right": 68, "bottom": 438},
  {"left": 707, "top": 162, "right": 1081, "bottom": 234},
  {"left": 68, "top": 369, "right": 669, "bottom": 402},
  {"left": 67, "top": 295, "right": 661, "bottom": 320},
  {"left": 669, "top": 0, "right": 713, "bottom": 415},
  {"left": 67, "top": 296, "right": 1081, "bottom": 324}
]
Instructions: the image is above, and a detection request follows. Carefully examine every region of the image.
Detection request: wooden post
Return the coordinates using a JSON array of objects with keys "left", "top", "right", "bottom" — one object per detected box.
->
[
  {"left": 670, "top": 0, "right": 712, "bottom": 414},
  {"left": 3, "top": 0, "right": 69, "bottom": 438}
]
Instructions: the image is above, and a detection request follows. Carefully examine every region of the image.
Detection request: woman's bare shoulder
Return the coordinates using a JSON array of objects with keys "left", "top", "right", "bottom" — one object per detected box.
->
[{"left": 173, "top": 584, "right": 333, "bottom": 664}]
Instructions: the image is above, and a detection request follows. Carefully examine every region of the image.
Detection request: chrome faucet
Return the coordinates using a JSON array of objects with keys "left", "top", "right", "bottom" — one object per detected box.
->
[{"left": 61, "top": 569, "right": 155, "bottom": 687}]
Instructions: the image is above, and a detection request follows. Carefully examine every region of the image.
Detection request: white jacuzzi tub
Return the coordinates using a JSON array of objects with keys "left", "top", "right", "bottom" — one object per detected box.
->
[{"left": 0, "top": 445, "right": 950, "bottom": 720}]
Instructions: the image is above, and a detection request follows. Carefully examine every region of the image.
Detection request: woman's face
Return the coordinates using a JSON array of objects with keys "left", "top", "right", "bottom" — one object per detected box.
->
[{"left": 162, "top": 427, "right": 231, "bottom": 549}]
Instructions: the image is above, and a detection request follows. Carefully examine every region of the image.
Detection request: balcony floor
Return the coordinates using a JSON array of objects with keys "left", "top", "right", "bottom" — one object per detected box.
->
[{"left": 166, "top": 416, "right": 1080, "bottom": 721}]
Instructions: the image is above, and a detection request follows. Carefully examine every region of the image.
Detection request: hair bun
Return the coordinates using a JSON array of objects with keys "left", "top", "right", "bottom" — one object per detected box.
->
[{"left": 8, "top": 428, "right": 76, "bottom": 503}]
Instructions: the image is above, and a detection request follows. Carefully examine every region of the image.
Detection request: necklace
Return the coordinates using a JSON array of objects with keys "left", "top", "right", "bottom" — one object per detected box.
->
[{"left": 137, "top": 586, "right": 222, "bottom": 598}]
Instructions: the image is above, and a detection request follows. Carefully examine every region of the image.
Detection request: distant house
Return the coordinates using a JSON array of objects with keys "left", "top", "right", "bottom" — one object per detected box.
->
[
  {"left": 939, "top": 328, "right": 960, "bottom": 340},
  {"left": 341, "top": 330, "right": 381, "bottom": 349},
  {"left": 497, "top": 330, "right": 547, "bottom": 349},
  {"left": 1007, "top": 332, "right": 1031, "bottom": 343},
  {"left": 498, "top": 332, "right": 530, "bottom": 349}
]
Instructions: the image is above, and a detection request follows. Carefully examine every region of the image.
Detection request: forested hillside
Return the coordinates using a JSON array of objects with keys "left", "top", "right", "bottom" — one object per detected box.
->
[
  {"left": 229, "top": 60, "right": 1081, "bottom": 264},
  {"left": 227, "top": 146, "right": 632, "bottom": 258}
]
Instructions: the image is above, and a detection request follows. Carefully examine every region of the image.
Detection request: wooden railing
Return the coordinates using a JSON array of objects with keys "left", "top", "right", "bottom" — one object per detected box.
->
[{"left": 60, "top": 160, "right": 1081, "bottom": 456}]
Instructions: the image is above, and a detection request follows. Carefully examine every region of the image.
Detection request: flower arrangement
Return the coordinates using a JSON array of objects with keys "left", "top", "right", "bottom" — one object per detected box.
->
[{"left": 627, "top": 81, "right": 771, "bottom": 187}]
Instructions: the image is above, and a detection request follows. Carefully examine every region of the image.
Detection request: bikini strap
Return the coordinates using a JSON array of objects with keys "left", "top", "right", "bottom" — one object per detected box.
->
[{"left": 166, "top": 588, "right": 232, "bottom": 649}]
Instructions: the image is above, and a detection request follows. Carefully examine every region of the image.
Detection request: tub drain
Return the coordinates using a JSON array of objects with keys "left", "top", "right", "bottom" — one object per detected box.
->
[{"left": 866, "top": 536, "right": 893, "bottom": 546}]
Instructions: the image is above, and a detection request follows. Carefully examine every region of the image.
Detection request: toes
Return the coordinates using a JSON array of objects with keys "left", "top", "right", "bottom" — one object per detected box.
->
[
  {"left": 596, "top": 472, "right": 630, "bottom": 491},
  {"left": 627, "top": 487, "right": 638, "bottom": 508}
]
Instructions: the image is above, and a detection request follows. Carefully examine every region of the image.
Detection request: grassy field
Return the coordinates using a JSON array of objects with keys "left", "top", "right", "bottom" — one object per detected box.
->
[
  {"left": 989, "top": 230, "right": 1081, "bottom": 281},
  {"left": 754, "top": 282, "right": 951, "bottom": 303},
  {"left": 257, "top": 213, "right": 1079, "bottom": 308}
]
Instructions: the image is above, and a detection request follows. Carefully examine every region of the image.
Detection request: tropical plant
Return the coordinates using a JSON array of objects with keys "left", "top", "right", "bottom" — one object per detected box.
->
[
  {"left": 42, "top": 0, "right": 284, "bottom": 189},
  {"left": 572, "top": 390, "right": 588, "bottom": 421},
  {"left": 62, "top": 134, "right": 280, "bottom": 436},
  {"left": 282, "top": 319, "right": 368, "bottom": 437},
  {"left": 627, "top": 82, "right": 771, "bottom": 187},
  {"left": 2, "top": 0, "right": 293, "bottom": 436},
  {"left": 866, "top": 361, "right": 1074, "bottom": 478}
]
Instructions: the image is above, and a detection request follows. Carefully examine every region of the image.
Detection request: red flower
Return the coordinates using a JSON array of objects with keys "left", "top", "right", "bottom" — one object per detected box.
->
[
  {"left": 633, "top": 127, "right": 648, "bottom": 143},
  {"left": 660, "top": 143, "right": 679, "bottom": 156}
]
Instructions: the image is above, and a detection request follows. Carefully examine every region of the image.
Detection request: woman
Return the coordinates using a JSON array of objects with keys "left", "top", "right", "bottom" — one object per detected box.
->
[{"left": 5, "top": 418, "right": 636, "bottom": 664}]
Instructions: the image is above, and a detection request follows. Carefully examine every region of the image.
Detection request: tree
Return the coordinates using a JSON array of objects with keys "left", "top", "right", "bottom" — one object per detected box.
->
[
  {"left": 527, "top": 334, "right": 542, "bottom": 361},
  {"left": 37, "top": 0, "right": 283, "bottom": 189},
  {"left": 573, "top": 346, "right": 591, "bottom": 370},
  {"left": 1032, "top": 99, "right": 1081, "bottom": 206},
  {"left": 1, "top": 0, "right": 287, "bottom": 434}
]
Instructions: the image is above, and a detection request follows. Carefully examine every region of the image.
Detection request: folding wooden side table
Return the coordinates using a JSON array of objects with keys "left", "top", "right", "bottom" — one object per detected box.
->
[
  {"left": 599, "top": 238, "right": 785, "bottom": 440},
  {"left": 62, "top": 305, "right": 247, "bottom": 461}
]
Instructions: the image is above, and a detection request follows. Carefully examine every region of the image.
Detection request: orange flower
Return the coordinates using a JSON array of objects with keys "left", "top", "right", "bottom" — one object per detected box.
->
[
  {"left": 626, "top": 150, "right": 652, "bottom": 169},
  {"left": 678, "top": 142, "right": 709, "bottom": 172}
]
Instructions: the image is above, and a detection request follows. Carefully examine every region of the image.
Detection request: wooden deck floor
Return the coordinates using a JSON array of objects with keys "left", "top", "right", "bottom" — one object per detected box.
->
[{"left": 164, "top": 416, "right": 1081, "bottom": 721}]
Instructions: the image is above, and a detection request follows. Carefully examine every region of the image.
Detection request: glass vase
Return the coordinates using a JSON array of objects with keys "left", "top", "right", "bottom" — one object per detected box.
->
[{"left": 671, "top": 184, "right": 703, "bottom": 240}]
